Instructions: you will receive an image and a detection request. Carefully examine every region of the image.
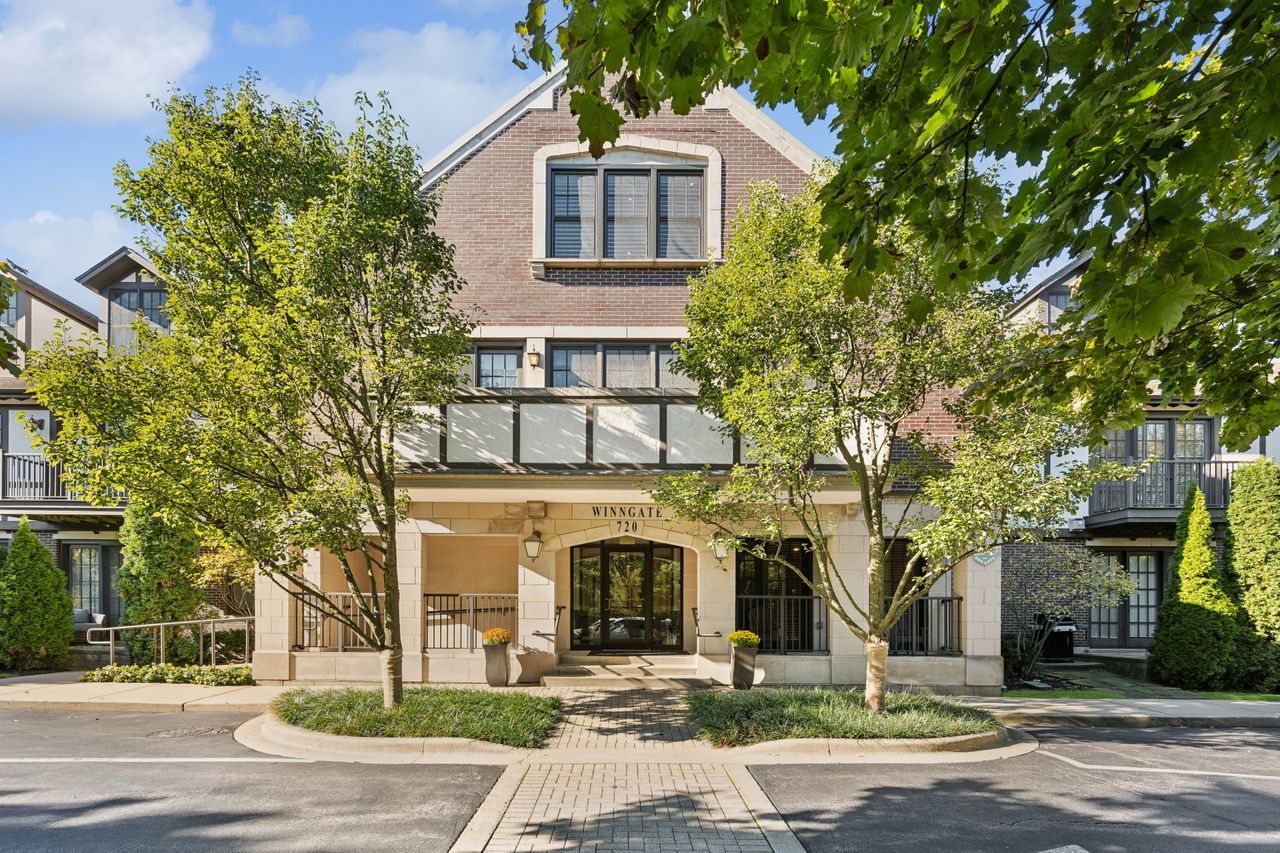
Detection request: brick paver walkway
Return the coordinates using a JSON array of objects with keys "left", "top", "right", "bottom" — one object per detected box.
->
[
  {"left": 458, "top": 688, "right": 789, "bottom": 852},
  {"left": 485, "top": 763, "right": 773, "bottom": 852}
]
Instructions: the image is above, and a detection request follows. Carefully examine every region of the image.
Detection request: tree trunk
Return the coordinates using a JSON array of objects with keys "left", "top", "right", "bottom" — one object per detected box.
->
[
  {"left": 380, "top": 647, "right": 403, "bottom": 708},
  {"left": 380, "top": 519, "right": 404, "bottom": 709},
  {"left": 865, "top": 638, "right": 888, "bottom": 713}
]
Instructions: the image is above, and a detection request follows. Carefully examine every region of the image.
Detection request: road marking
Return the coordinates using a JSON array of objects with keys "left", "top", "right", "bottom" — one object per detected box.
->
[
  {"left": 0, "top": 757, "right": 312, "bottom": 764},
  {"left": 1039, "top": 750, "right": 1280, "bottom": 781}
]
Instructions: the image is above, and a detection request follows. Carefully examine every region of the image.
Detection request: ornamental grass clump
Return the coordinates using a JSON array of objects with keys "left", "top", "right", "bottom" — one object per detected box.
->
[
  {"left": 685, "top": 688, "right": 996, "bottom": 748},
  {"left": 271, "top": 687, "right": 562, "bottom": 748}
]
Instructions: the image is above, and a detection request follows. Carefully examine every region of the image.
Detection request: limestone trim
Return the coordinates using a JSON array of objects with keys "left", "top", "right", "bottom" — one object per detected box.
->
[{"left": 532, "top": 135, "right": 725, "bottom": 262}]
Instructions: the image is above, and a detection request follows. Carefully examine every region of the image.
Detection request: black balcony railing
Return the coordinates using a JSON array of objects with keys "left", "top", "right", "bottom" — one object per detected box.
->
[
  {"left": 291, "top": 591, "right": 384, "bottom": 652},
  {"left": 1089, "top": 460, "right": 1239, "bottom": 514},
  {"left": 0, "top": 453, "right": 124, "bottom": 505},
  {"left": 424, "top": 593, "right": 519, "bottom": 650},
  {"left": 887, "top": 596, "right": 963, "bottom": 656},
  {"left": 735, "top": 594, "right": 829, "bottom": 654}
]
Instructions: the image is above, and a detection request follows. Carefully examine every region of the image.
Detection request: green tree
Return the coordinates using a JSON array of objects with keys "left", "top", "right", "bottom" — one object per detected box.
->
[
  {"left": 1224, "top": 457, "right": 1280, "bottom": 688},
  {"left": 117, "top": 502, "right": 206, "bottom": 664},
  {"left": 24, "top": 78, "right": 473, "bottom": 707},
  {"left": 650, "top": 179, "right": 1119, "bottom": 711},
  {"left": 0, "top": 517, "right": 72, "bottom": 671},
  {"left": 1149, "top": 486, "right": 1243, "bottom": 690},
  {"left": 519, "top": 2, "right": 1279, "bottom": 447}
]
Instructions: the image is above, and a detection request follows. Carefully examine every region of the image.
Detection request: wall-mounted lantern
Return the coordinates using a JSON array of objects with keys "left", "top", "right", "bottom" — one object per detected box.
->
[{"left": 523, "top": 530, "right": 544, "bottom": 560}]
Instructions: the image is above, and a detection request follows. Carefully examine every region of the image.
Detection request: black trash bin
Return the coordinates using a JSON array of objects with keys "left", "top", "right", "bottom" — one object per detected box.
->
[{"left": 1036, "top": 613, "right": 1076, "bottom": 662}]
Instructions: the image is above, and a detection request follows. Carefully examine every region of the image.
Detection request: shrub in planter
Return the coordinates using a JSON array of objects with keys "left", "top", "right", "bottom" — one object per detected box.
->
[
  {"left": 727, "top": 630, "right": 761, "bottom": 690},
  {"left": 0, "top": 517, "right": 73, "bottom": 671},
  {"left": 482, "top": 627, "right": 512, "bottom": 687}
]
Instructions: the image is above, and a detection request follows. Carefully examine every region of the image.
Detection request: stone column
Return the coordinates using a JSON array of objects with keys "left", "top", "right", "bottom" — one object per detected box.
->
[
  {"left": 959, "top": 549, "right": 1003, "bottom": 693},
  {"left": 396, "top": 524, "right": 425, "bottom": 683},
  {"left": 829, "top": 515, "right": 870, "bottom": 685},
  {"left": 250, "top": 551, "right": 316, "bottom": 682},
  {"left": 515, "top": 523, "right": 557, "bottom": 683}
]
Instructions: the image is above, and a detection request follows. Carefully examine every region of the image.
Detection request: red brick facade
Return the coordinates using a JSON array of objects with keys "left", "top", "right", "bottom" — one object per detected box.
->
[{"left": 430, "top": 88, "right": 810, "bottom": 326}]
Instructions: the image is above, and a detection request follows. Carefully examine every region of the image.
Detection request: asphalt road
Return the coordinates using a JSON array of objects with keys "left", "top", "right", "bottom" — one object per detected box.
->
[
  {"left": 754, "top": 726, "right": 1280, "bottom": 853},
  {"left": 0, "top": 709, "right": 500, "bottom": 852}
]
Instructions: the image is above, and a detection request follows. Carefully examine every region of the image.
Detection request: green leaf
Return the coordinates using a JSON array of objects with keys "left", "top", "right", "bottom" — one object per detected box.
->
[{"left": 568, "top": 91, "right": 624, "bottom": 158}]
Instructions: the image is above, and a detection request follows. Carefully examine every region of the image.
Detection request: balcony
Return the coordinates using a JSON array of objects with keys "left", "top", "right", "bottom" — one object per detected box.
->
[
  {"left": 1087, "top": 460, "right": 1240, "bottom": 529},
  {"left": 0, "top": 453, "right": 123, "bottom": 516}
]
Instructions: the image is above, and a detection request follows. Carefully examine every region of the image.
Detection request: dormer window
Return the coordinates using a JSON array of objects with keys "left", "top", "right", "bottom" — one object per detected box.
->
[
  {"left": 107, "top": 284, "right": 168, "bottom": 350},
  {"left": 549, "top": 167, "right": 704, "bottom": 260}
]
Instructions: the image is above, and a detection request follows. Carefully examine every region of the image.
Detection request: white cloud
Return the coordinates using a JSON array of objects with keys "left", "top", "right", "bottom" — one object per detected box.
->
[
  {"left": 231, "top": 12, "right": 310, "bottom": 48},
  {"left": 0, "top": 209, "right": 138, "bottom": 308},
  {"left": 0, "top": 0, "right": 213, "bottom": 126},
  {"left": 313, "top": 21, "right": 533, "bottom": 158}
]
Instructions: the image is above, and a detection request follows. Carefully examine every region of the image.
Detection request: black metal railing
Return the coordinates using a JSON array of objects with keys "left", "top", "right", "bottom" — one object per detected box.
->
[
  {"left": 1090, "top": 459, "right": 1239, "bottom": 514},
  {"left": 0, "top": 453, "right": 125, "bottom": 505},
  {"left": 424, "top": 593, "right": 519, "bottom": 650},
  {"left": 291, "top": 591, "right": 383, "bottom": 651},
  {"left": 735, "top": 594, "right": 829, "bottom": 654},
  {"left": 887, "top": 596, "right": 963, "bottom": 656}
]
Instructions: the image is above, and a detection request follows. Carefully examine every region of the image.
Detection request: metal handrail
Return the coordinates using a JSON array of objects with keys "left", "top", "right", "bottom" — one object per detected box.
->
[
  {"left": 692, "top": 607, "right": 722, "bottom": 638},
  {"left": 86, "top": 615, "right": 255, "bottom": 666}
]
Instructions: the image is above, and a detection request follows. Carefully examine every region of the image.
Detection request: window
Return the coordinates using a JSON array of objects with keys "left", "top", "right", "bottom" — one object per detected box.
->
[
  {"left": 604, "top": 347, "right": 649, "bottom": 387},
  {"left": 548, "top": 167, "right": 704, "bottom": 260},
  {"left": 476, "top": 348, "right": 520, "bottom": 389},
  {"left": 551, "top": 171, "right": 596, "bottom": 259},
  {"left": 549, "top": 343, "right": 698, "bottom": 389},
  {"left": 1043, "top": 290, "right": 1075, "bottom": 329},
  {"left": 108, "top": 285, "right": 168, "bottom": 350},
  {"left": 658, "top": 173, "right": 702, "bottom": 259},
  {"left": 657, "top": 346, "right": 695, "bottom": 389},
  {"left": 550, "top": 346, "right": 598, "bottom": 388},
  {"left": 0, "top": 293, "right": 20, "bottom": 328}
]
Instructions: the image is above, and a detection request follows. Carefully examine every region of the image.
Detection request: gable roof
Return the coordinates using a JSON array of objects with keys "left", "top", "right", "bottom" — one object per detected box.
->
[
  {"left": 1007, "top": 254, "right": 1092, "bottom": 318},
  {"left": 10, "top": 268, "right": 96, "bottom": 329},
  {"left": 420, "top": 65, "right": 820, "bottom": 188},
  {"left": 75, "top": 246, "right": 160, "bottom": 292}
]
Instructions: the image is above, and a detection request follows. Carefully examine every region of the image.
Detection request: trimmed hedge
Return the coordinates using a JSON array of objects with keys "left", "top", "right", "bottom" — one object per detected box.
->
[
  {"left": 1225, "top": 458, "right": 1280, "bottom": 690},
  {"left": 81, "top": 664, "right": 255, "bottom": 686},
  {"left": 0, "top": 517, "right": 73, "bottom": 671},
  {"left": 1149, "top": 487, "right": 1243, "bottom": 690},
  {"left": 118, "top": 503, "right": 207, "bottom": 665}
]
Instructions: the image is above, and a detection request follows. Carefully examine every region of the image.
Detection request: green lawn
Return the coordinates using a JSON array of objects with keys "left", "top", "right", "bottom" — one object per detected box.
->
[
  {"left": 684, "top": 688, "right": 997, "bottom": 748},
  {"left": 271, "top": 687, "right": 563, "bottom": 748},
  {"left": 1004, "top": 689, "right": 1123, "bottom": 699},
  {"left": 1198, "top": 692, "right": 1280, "bottom": 702}
]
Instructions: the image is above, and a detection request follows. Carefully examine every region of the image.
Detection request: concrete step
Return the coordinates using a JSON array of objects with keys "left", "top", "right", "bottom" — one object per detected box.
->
[
  {"left": 553, "top": 664, "right": 700, "bottom": 678},
  {"left": 556, "top": 652, "right": 692, "bottom": 667},
  {"left": 540, "top": 673, "right": 714, "bottom": 689}
]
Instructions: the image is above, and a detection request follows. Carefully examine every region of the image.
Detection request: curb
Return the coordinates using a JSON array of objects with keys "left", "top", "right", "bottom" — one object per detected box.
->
[
  {"left": 990, "top": 711, "right": 1280, "bottom": 728},
  {"left": 235, "top": 713, "right": 1038, "bottom": 765},
  {"left": 234, "top": 713, "right": 527, "bottom": 764}
]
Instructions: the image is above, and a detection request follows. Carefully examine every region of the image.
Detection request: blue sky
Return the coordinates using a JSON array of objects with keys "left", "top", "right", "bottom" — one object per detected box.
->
[{"left": 0, "top": 0, "right": 837, "bottom": 310}]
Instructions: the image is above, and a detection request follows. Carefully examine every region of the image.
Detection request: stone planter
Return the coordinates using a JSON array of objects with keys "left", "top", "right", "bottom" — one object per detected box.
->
[
  {"left": 484, "top": 643, "right": 510, "bottom": 687},
  {"left": 731, "top": 646, "right": 758, "bottom": 690}
]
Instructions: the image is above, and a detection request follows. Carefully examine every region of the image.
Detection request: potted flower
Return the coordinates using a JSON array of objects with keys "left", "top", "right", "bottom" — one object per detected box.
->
[
  {"left": 482, "top": 627, "right": 512, "bottom": 687},
  {"left": 727, "top": 630, "right": 761, "bottom": 690}
]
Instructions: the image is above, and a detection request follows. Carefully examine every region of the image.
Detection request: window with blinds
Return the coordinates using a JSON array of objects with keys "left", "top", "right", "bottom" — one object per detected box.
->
[
  {"left": 0, "top": 293, "right": 20, "bottom": 328},
  {"left": 551, "top": 171, "right": 596, "bottom": 258},
  {"left": 658, "top": 172, "right": 702, "bottom": 259},
  {"left": 657, "top": 346, "right": 695, "bottom": 388},
  {"left": 550, "top": 346, "right": 598, "bottom": 387},
  {"left": 548, "top": 166, "right": 705, "bottom": 260},
  {"left": 605, "top": 172, "right": 649, "bottom": 258},
  {"left": 604, "top": 346, "right": 650, "bottom": 387}
]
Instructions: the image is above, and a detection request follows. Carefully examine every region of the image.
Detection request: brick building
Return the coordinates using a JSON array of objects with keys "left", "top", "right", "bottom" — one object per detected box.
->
[{"left": 244, "top": 67, "right": 1003, "bottom": 693}]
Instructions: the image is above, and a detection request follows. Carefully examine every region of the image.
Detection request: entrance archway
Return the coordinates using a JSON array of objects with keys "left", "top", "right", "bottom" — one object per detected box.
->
[{"left": 568, "top": 538, "right": 684, "bottom": 652}]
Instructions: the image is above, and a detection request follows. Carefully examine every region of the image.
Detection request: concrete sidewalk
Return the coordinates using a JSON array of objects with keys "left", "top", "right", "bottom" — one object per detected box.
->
[
  {"left": 977, "top": 696, "right": 1280, "bottom": 727},
  {"left": 0, "top": 673, "right": 287, "bottom": 713}
]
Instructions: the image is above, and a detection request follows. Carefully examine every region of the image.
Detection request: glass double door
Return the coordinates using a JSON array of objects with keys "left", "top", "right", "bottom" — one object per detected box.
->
[
  {"left": 1091, "top": 551, "right": 1163, "bottom": 647},
  {"left": 570, "top": 540, "right": 682, "bottom": 651}
]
